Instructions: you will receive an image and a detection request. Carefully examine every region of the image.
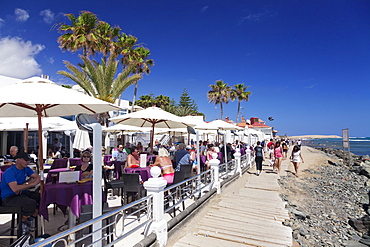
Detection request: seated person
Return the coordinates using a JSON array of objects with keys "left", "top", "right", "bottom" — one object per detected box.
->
[
  {"left": 174, "top": 143, "right": 191, "bottom": 172},
  {"left": 52, "top": 147, "right": 62, "bottom": 159},
  {"left": 1, "top": 152, "right": 40, "bottom": 234},
  {"left": 151, "top": 147, "right": 175, "bottom": 184},
  {"left": 3, "top": 146, "right": 18, "bottom": 165},
  {"left": 112, "top": 144, "right": 128, "bottom": 162},
  {"left": 75, "top": 150, "right": 93, "bottom": 179},
  {"left": 126, "top": 146, "right": 140, "bottom": 168}
]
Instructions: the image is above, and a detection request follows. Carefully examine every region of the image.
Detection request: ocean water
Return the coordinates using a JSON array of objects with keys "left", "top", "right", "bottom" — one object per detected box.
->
[{"left": 302, "top": 137, "right": 370, "bottom": 157}]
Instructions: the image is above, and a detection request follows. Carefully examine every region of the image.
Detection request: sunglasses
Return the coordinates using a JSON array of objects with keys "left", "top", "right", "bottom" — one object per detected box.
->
[{"left": 82, "top": 156, "right": 90, "bottom": 158}]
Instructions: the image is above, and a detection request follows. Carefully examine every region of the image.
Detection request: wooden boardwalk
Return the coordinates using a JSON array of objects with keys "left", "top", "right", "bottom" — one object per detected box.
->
[{"left": 171, "top": 160, "right": 292, "bottom": 247}]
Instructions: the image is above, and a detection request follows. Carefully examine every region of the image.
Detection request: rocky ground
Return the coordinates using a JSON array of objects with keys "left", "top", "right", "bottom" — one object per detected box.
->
[{"left": 279, "top": 146, "right": 370, "bottom": 246}]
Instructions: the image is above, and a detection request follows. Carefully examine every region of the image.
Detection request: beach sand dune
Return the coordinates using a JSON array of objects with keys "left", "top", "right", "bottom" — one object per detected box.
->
[{"left": 287, "top": 134, "right": 341, "bottom": 140}]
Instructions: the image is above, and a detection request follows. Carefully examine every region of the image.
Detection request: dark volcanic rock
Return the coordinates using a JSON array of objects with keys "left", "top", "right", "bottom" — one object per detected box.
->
[
  {"left": 349, "top": 216, "right": 370, "bottom": 233},
  {"left": 279, "top": 147, "right": 370, "bottom": 247}
]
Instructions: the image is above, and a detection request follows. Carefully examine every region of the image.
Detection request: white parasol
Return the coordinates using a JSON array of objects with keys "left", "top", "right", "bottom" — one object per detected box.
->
[
  {"left": 109, "top": 106, "right": 195, "bottom": 153},
  {"left": 0, "top": 77, "right": 121, "bottom": 176}
]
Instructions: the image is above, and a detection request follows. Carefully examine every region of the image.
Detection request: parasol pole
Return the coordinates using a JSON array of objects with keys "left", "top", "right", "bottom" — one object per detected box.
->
[
  {"left": 150, "top": 124, "right": 155, "bottom": 155},
  {"left": 24, "top": 123, "right": 29, "bottom": 153},
  {"left": 36, "top": 107, "right": 46, "bottom": 235},
  {"left": 36, "top": 107, "right": 44, "bottom": 190}
]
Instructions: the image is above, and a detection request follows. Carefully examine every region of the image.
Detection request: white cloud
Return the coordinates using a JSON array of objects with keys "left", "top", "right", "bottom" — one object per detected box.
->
[
  {"left": 15, "top": 8, "right": 29, "bottom": 22},
  {"left": 305, "top": 83, "right": 317, "bottom": 89},
  {"left": 0, "top": 18, "right": 5, "bottom": 28},
  {"left": 0, "top": 37, "right": 44, "bottom": 78},
  {"left": 201, "top": 6, "right": 209, "bottom": 13},
  {"left": 49, "top": 57, "right": 54, "bottom": 64},
  {"left": 40, "top": 9, "right": 55, "bottom": 24}
]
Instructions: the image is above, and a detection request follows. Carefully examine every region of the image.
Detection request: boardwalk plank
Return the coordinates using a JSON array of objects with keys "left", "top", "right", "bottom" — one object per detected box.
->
[{"left": 169, "top": 159, "right": 293, "bottom": 246}]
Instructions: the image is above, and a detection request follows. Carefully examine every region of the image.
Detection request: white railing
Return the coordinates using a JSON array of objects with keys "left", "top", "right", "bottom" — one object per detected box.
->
[
  {"left": 32, "top": 151, "right": 253, "bottom": 247},
  {"left": 32, "top": 196, "right": 153, "bottom": 247}
]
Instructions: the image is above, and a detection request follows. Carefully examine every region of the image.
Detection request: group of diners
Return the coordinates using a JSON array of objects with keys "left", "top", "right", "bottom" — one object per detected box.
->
[{"left": 0, "top": 138, "right": 251, "bottom": 237}]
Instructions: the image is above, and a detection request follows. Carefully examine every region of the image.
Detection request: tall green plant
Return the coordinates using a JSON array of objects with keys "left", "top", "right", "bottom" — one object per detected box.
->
[
  {"left": 207, "top": 80, "right": 231, "bottom": 120},
  {"left": 230, "top": 83, "right": 251, "bottom": 123}
]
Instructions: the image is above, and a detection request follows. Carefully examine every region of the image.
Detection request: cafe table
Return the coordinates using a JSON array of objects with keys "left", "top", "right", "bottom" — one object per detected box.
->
[
  {"left": 39, "top": 181, "right": 96, "bottom": 245},
  {"left": 39, "top": 181, "right": 93, "bottom": 223},
  {"left": 45, "top": 168, "right": 81, "bottom": 184},
  {"left": 124, "top": 166, "right": 152, "bottom": 182}
]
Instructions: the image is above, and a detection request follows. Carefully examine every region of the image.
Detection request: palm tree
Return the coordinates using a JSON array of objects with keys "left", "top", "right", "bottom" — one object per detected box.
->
[
  {"left": 135, "top": 94, "right": 156, "bottom": 108},
  {"left": 230, "top": 83, "right": 251, "bottom": 123},
  {"left": 207, "top": 80, "right": 232, "bottom": 120},
  {"left": 95, "top": 21, "right": 121, "bottom": 62},
  {"left": 155, "top": 95, "right": 170, "bottom": 108},
  {"left": 58, "top": 54, "right": 141, "bottom": 103},
  {"left": 55, "top": 11, "right": 100, "bottom": 57}
]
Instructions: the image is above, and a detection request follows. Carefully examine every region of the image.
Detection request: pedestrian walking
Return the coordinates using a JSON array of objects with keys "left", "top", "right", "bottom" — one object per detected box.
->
[
  {"left": 253, "top": 141, "right": 265, "bottom": 176},
  {"left": 290, "top": 145, "right": 304, "bottom": 177},
  {"left": 274, "top": 141, "right": 283, "bottom": 175}
]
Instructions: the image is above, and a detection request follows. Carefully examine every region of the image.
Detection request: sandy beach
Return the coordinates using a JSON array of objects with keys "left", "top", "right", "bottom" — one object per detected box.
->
[{"left": 287, "top": 134, "right": 342, "bottom": 140}]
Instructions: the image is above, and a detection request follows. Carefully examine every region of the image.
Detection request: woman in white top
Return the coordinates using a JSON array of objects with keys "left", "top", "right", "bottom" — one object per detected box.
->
[{"left": 290, "top": 145, "right": 304, "bottom": 177}]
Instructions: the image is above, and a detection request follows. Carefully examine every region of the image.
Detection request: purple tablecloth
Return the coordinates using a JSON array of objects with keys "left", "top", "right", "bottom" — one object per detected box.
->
[
  {"left": 69, "top": 158, "right": 82, "bottom": 167},
  {"left": 124, "top": 167, "right": 152, "bottom": 182},
  {"left": 240, "top": 148, "right": 246, "bottom": 156},
  {"left": 50, "top": 159, "right": 68, "bottom": 169},
  {"left": 39, "top": 181, "right": 93, "bottom": 221}
]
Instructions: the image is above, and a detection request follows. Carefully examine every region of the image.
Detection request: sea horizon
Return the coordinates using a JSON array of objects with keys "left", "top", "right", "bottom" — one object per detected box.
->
[{"left": 302, "top": 137, "right": 370, "bottom": 157}]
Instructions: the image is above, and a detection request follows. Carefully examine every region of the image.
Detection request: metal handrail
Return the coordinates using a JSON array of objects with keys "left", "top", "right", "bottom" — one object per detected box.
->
[
  {"left": 32, "top": 195, "right": 153, "bottom": 246},
  {"left": 32, "top": 153, "right": 253, "bottom": 246}
]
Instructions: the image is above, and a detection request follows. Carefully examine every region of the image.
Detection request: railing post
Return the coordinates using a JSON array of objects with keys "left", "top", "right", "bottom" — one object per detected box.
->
[
  {"left": 209, "top": 153, "right": 221, "bottom": 194},
  {"left": 234, "top": 149, "right": 242, "bottom": 177},
  {"left": 143, "top": 166, "right": 168, "bottom": 247},
  {"left": 246, "top": 147, "right": 252, "bottom": 167}
]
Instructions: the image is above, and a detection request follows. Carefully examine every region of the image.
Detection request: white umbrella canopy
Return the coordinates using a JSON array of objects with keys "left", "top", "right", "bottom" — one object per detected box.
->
[
  {"left": 0, "top": 78, "right": 122, "bottom": 172},
  {"left": 109, "top": 106, "right": 195, "bottom": 153},
  {"left": 104, "top": 124, "right": 150, "bottom": 133},
  {"left": 208, "top": 119, "right": 243, "bottom": 130},
  {"left": 0, "top": 117, "right": 76, "bottom": 131},
  {"left": 194, "top": 121, "right": 219, "bottom": 131}
]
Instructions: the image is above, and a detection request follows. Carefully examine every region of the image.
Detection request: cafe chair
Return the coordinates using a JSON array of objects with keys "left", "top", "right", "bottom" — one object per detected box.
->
[
  {"left": 102, "top": 170, "right": 125, "bottom": 205},
  {"left": 77, "top": 203, "right": 113, "bottom": 244},
  {"left": 121, "top": 173, "right": 146, "bottom": 219},
  {"left": 165, "top": 171, "right": 187, "bottom": 217},
  {"left": 180, "top": 164, "right": 193, "bottom": 179},
  {"left": 0, "top": 189, "right": 22, "bottom": 244}
]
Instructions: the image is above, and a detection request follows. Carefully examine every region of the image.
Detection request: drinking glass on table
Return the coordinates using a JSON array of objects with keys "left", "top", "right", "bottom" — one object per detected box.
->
[{"left": 51, "top": 174, "right": 58, "bottom": 184}]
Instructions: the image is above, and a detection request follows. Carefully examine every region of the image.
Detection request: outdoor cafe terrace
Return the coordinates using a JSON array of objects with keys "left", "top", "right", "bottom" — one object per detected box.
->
[{"left": 0, "top": 147, "right": 253, "bottom": 247}]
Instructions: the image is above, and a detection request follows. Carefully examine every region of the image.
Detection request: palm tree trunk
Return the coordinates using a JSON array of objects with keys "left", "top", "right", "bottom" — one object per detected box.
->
[
  {"left": 237, "top": 101, "right": 241, "bottom": 123},
  {"left": 220, "top": 103, "right": 224, "bottom": 120},
  {"left": 131, "top": 81, "right": 139, "bottom": 112}
]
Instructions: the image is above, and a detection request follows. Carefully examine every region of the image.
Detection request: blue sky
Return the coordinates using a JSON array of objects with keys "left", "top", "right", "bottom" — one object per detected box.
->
[{"left": 0, "top": 1, "right": 369, "bottom": 137}]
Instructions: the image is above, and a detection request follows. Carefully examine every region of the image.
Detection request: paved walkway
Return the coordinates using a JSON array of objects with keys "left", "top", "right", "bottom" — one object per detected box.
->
[{"left": 170, "top": 158, "right": 293, "bottom": 247}]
